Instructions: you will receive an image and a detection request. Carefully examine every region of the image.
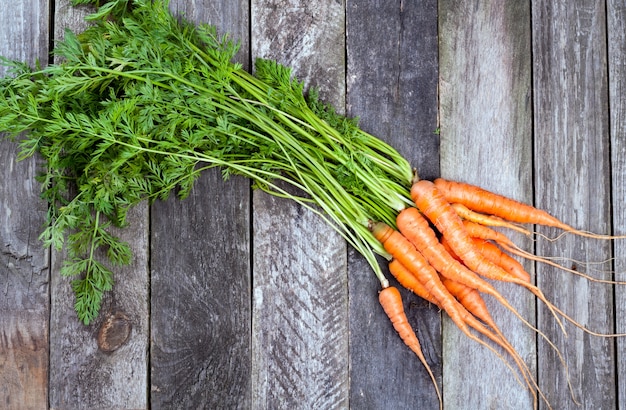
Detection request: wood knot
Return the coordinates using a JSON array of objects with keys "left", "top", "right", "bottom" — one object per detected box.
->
[{"left": 97, "top": 311, "right": 132, "bottom": 352}]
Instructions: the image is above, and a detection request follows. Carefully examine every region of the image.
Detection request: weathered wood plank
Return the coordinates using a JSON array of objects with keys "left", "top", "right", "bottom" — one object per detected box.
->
[
  {"left": 150, "top": 176, "right": 251, "bottom": 409},
  {"left": 439, "top": 1, "right": 535, "bottom": 408},
  {"left": 0, "top": 1, "right": 50, "bottom": 409},
  {"left": 347, "top": 0, "right": 440, "bottom": 182},
  {"left": 49, "top": 207, "right": 149, "bottom": 409},
  {"left": 532, "top": 0, "right": 615, "bottom": 408},
  {"left": 48, "top": 2, "right": 149, "bottom": 408},
  {"left": 609, "top": 0, "right": 626, "bottom": 407},
  {"left": 252, "top": 195, "right": 349, "bottom": 408},
  {"left": 149, "top": 1, "right": 251, "bottom": 408},
  {"left": 345, "top": 0, "right": 441, "bottom": 408},
  {"left": 250, "top": 1, "right": 349, "bottom": 408}
]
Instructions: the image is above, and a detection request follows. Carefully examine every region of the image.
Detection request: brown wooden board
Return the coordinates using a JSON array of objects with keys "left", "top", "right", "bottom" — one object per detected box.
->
[
  {"left": 149, "top": 1, "right": 252, "bottom": 408},
  {"left": 610, "top": 0, "right": 626, "bottom": 406},
  {"left": 345, "top": 0, "right": 441, "bottom": 408},
  {"left": 47, "top": 2, "right": 150, "bottom": 408},
  {"left": 532, "top": 0, "right": 615, "bottom": 407},
  {"left": 0, "top": 1, "right": 50, "bottom": 409},
  {"left": 438, "top": 1, "right": 536, "bottom": 408},
  {"left": 250, "top": 1, "right": 350, "bottom": 408}
]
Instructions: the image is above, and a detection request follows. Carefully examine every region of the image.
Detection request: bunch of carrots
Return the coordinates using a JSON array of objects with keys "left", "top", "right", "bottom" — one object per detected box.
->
[
  {"left": 374, "top": 176, "right": 625, "bottom": 410},
  {"left": 0, "top": 1, "right": 624, "bottom": 408}
]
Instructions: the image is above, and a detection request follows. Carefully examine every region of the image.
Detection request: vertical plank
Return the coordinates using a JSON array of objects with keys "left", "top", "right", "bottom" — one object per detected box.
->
[
  {"left": 531, "top": 0, "right": 615, "bottom": 408},
  {"left": 0, "top": 2, "right": 50, "bottom": 408},
  {"left": 149, "top": 1, "right": 251, "bottom": 408},
  {"left": 48, "top": 2, "right": 150, "bottom": 408},
  {"left": 250, "top": 1, "right": 349, "bottom": 408},
  {"left": 439, "top": 1, "right": 535, "bottom": 408},
  {"left": 609, "top": 0, "right": 626, "bottom": 406},
  {"left": 346, "top": 0, "right": 441, "bottom": 408}
]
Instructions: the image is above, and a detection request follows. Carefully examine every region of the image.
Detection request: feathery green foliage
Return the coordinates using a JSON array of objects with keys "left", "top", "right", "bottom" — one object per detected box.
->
[{"left": 0, "top": 0, "right": 413, "bottom": 324}]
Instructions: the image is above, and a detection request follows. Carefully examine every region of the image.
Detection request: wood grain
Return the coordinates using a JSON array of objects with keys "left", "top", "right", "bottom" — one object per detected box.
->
[
  {"left": 439, "top": 0, "right": 535, "bottom": 408},
  {"left": 150, "top": 175, "right": 251, "bottom": 409},
  {"left": 252, "top": 194, "right": 349, "bottom": 408},
  {"left": 609, "top": 0, "right": 626, "bottom": 407},
  {"left": 149, "top": 1, "right": 251, "bottom": 409},
  {"left": 346, "top": 0, "right": 441, "bottom": 408},
  {"left": 48, "top": 2, "right": 149, "bottom": 409},
  {"left": 49, "top": 203, "right": 149, "bottom": 409},
  {"left": 252, "top": 0, "right": 345, "bottom": 109},
  {"left": 250, "top": 0, "right": 349, "bottom": 408},
  {"left": 532, "top": 0, "right": 615, "bottom": 408},
  {"left": 0, "top": 1, "right": 50, "bottom": 409}
]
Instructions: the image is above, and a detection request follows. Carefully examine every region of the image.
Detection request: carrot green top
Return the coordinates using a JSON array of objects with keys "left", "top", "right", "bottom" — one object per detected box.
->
[{"left": 0, "top": 0, "right": 413, "bottom": 324}]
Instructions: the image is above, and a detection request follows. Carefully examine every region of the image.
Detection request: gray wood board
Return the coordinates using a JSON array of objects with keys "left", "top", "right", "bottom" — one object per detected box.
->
[
  {"left": 610, "top": 0, "right": 626, "bottom": 407},
  {"left": 346, "top": 0, "right": 441, "bottom": 409},
  {"left": 251, "top": 1, "right": 349, "bottom": 408},
  {"left": 150, "top": 173, "right": 251, "bottom": 409},
  {"left": 0, "top": 1, "right": 50, "bottom": 409},
  {"left": 532, "top": 0, "right": 615, "bottom": 408},
  {"left": 439, "top": 0, "right": 536, "bottom": 408},
  {"left": 47, "top": 1, "right": 149, "bottom": 408},
  {"left": 49, "top": 204, "right": 149, "bottom": 409},
  {"left": 149, "top": 0, "right": 251, "bottom": 408}
]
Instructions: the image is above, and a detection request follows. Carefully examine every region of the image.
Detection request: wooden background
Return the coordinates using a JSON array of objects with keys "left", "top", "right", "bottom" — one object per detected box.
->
[{"left": 1, "top": 0, "right": 625, "bottom": 409}]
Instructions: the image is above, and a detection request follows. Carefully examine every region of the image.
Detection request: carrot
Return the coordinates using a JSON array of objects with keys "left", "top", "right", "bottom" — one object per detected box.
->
[
  {"left": 389, "top": 259, "right": 510, "bottom": 349},
  {"left": 381, "top": 237, "right": 537, "bottom": 400},
  {"left": 451, "top": 202, "right": 531, "bottom": 236},
  {"left": 393, "top": 205, "right": 571, "bottom": 369},
  {"left": 440, "top": 234, "right": 530, "bottom": 283},
  {"left": 409, "top": 180, "right": 566, "bottom": 334},
  {"left": 440, "top": 276, "right": 550, "bottom": 408},
  {"left": 434, "top": 178, "right": 625, "bottom": 240},
  {"left": 372, "top": 220, "right": 506, "bottom": 336},
  {"left": 464, "top": 220, "right": 626, "bottom": 286},
  {"left": 471, "top": 238, "right": 531, "bottom": 283},
  {"left": 378, "top": 285, "right": 442, "bottom": 410}
]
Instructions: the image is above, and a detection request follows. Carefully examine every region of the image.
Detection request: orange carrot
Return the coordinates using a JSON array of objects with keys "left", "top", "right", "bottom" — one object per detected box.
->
[
  {"left": 394, "top": 206, "right": 568, "bottom": 345},
  {"left": 409, "top": 180, "right": 566, "bottom": 334},
  {"left": 372, "top": 221, "right": 485, "bottom": 331},
  {"left": 389, "top": 258, "right": 541, "bottom": 402},
  {"left": 464, "top": 220, "right": 626, "bottom": 286},
  {"left": 451, "top": 202, "right": 531, "bottom": 236},
  {"left": 390, "top": 257, "right": 517, "bottom": 351},
  {"left": 471, "top": 238, "right": 531, "bottom": 283},
  {"left": 434, "top": 178, "right": 625, "bottom": 239},
  {"left": 380, "top": 234, "right": 537, "bottom": 398},
  {"left": 379, "top": 286, "right": 442, "bottom": 410}
]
